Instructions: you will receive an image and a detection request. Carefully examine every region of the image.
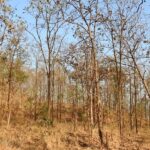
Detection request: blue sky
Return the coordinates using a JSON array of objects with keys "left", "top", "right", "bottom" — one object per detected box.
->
[
  {"left": 8, "top": 0, "right": 150, "bottom": 16},
  {"left": 8, "top": 0, "right": 29, "bottom": 16},
  {"left": 8, "top": 0, "right": 150, "bottom": 45},
  {"left": 8, "top": 0, "right": 150, "bottom": 32},
  {"left": 8, "top": 0, "right": 32, "bottom": 24}
]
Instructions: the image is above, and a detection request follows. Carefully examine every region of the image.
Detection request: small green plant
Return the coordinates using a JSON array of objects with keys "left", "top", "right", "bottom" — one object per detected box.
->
[
  {"left": 38, "top": 117, "right": 53, "bottom": 127},
  {"left": 77, "top": 111, "right": 86, "bottom": 122}
]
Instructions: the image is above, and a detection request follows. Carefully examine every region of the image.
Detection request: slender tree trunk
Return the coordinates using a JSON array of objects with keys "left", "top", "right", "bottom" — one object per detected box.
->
[
  {"left": 34, "top": 57, "right": 38, "bottom": 121},
  {"left": 51, "top": 62, "right": 55, "bottom": 122},
  {"left": 144, "top": 94, "right": 147, "bottom": 120},
  {"left": 134, "top": 66, "right": 138, "bottom": 133},
  {"left": 129, "top": 77, "right": 133, "bottom": 130},
  {"left": 47, "top": 72, "right": 51, "bottom": 120},
  {"left": 149, "top": 104, "right": 150, "bottom": 127},
  {"left": 59, "top": 85, "right": 62, "bottom": 122},
  {"left": 7, "top": 57, "right": 14, "bottom": 127}
]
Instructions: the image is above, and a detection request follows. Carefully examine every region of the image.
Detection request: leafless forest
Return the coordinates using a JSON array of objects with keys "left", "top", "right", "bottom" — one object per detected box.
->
[{"left": 0, "top": 0, "right": 150, "bottom": 149}]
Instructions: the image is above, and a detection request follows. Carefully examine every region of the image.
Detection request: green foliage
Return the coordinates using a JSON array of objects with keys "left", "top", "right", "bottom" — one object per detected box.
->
[
  {"left": 0, "top": 53, "right": 8, "bottom": 78},
  {"left": 14, "top": 69, "right": 28, "bottom": 83},
  {"left": 37, "top": 104, "right": 53, "bottom": 126},
  {"left": 13, "top": 59, "right": 28, "bottom": 83},
  {"left": 24, "top": 96, "right": 33, "bottom": 111},
  {"left": 0, "top": 55, "right": 28, "bottom": 84},
  {"left": 38, "top": 104, "right": 48, "bottom": 117},
  {"left": 40, "top": 117, "right": 53, "bottom": 127},
  {"left": 77, "top": 110, "right": 86, "bottom": 122}
]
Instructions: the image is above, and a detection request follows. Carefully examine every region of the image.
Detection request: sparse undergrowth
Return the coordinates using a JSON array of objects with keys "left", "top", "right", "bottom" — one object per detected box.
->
[{"left": 0, "top": 121, "right": 150, "bottom": 150}]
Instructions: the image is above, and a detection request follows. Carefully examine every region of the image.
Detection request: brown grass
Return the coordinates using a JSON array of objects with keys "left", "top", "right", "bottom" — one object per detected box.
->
[{"left": 0, "top": 121, "right": 150, "bottom": 150}]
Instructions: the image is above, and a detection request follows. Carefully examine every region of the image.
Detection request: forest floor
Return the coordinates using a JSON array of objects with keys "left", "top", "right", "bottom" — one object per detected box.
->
[{"left": 0, "top": 121, "right": 150, "bottom": 150}]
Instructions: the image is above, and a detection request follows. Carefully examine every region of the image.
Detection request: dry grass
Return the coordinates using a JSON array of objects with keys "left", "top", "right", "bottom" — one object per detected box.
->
[
  {"left": 0, "top": 120, "right": 150, "bottom": 150},
  {"left": 0, "top": 122, "right": 101, "bottom": 150}
]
